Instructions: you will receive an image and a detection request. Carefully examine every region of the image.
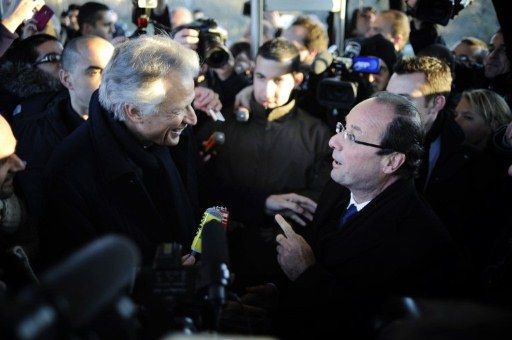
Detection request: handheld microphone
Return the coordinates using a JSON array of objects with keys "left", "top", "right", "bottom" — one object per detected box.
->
[
  {"left": 3, "top": 235, "right": 140, "bottom": 339},
  {"left": 191, "top": 206, "right": 229, "bottom": 255},
  {"left": 236, "top": 107, "right": 250, "bottom": 122},
  {"left": 202, "top": 131, "right": 225, "bottom": 156},
  {"left": 311, "top": 50, "right": 334, "bottom": 75},
  {"left": 201, "top": 220, "right": 230, "bottom": 331},
  {"left": 344, "top": 40, "right": 361, "bottom": 59}
]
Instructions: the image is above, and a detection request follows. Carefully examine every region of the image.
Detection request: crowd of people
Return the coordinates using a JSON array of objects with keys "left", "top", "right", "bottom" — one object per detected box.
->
[{"left": 1, "top": 0, "right": 512, "bottom": 338}]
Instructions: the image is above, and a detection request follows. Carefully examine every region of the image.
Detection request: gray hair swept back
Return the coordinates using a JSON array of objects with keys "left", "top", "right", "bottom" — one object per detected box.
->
[{"left": 99, "top": 35, "right": 200, "bottom": 121}]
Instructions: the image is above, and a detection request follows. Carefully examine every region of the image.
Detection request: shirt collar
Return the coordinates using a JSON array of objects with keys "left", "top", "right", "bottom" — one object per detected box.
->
[{"left": 349, "top": 192, "right": 371, "bottom": 212}]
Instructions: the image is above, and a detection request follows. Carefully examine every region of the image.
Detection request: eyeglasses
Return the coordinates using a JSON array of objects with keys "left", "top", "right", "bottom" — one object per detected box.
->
[
  {"left": 33, "top": 53, "right": 61, "bottom": 66},
  {"left": 335, "top": 122, "right": 391, "bottom": 150}
]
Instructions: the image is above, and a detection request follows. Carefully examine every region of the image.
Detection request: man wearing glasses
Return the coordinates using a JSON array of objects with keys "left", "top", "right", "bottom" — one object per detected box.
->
[{"left": 273, "top": 92, "right": 460, "bottom": 337}]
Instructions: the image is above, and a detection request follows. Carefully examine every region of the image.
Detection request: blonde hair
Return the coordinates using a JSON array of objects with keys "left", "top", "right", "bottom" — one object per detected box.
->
[
  {"left": 461, "top": 89, "right": 512, "bottom": 130},
  {"left": 381, "top": 10, "right": 410, "bottom": 49}
]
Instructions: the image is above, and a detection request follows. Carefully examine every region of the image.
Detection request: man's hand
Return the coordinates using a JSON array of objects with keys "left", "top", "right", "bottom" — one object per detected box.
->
[
  {"left": 173, "top": 28, "right": 199, "bottom": 50},
  {"left": 275, "top": 214, "right": 315, "bottom": 281},
  {"left": 20, "top": 19, "right": 38, "bottom": 40},
  {"left": 234, "top": 85, "right": 253, "bottom": 111},
  {"left": 1, "top": 0, "right": 45, "bottom": 34},
  {"left": 265, "top": 193, "right": 317, "bottom": 226},
  {"left": 193, "top": 87, "right": 222, "bottom": 120},
  {"left": 181, "top": 254, "right": 196, "bottom": 266}
]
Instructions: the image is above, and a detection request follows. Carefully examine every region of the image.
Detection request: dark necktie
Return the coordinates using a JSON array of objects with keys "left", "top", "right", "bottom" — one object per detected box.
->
[{"left": 338, "top": 204, "right": 358, "bottom": 229}]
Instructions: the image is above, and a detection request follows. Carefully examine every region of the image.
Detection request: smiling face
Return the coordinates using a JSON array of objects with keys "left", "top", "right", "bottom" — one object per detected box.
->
[{"left": 125, "top": 73, "right": 197, "bottom": 147}]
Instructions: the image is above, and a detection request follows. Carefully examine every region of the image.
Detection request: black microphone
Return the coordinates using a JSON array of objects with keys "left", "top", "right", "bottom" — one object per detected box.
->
[
  {"left": 6, "top": 235, "right": 140, "bottom": 339},
  {"left": 202, "top": 131, "right": 225, "bottom": 156},
  {"left": 235, "top": 107, "right": 250, "bottom": 122},
  {"left": 201, "top": 221, "right": 230, "bottom": 331},
  {"left": 311, "top": 50, "right": 334, "bottom": 75}
]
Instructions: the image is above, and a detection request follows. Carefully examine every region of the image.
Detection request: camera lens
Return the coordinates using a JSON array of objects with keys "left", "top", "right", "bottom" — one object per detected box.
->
[{"left": 205, "top": 46, "right": 230, "bottom": 68}]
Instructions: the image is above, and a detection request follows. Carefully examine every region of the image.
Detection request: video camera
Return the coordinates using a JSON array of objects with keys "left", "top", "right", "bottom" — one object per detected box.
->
[
  {"left": 315, "top": 42, "right": 381, "bottom": 110},
  {"left": 173, "top": 18, "right": 231, "bottom": 69},
  {"left": 407, "top": 0, "right": 472, "bottom": 26}
]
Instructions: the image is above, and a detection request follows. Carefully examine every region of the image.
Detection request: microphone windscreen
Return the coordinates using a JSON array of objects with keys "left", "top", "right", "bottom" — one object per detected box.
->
[
  {"left": 311, "top": 50, "right": 334, "bottom": 75},
  {"left": 202, "top": 221, "right": 229, "bottom": 269},
  {"left": 40, "top": 235, "right": 140, "bottom": 328},
  {"left": 212, "top": 131, "right": 225, "bottom": 145}
]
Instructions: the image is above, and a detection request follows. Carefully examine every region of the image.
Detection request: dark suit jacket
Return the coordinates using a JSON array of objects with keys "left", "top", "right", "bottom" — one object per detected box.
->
[
  {"left": 41, "top": 93, "right": 196, "bottom": 266},
  {"left": 418, "top": 112, "right": 502, "bottom": 269},
  {"left": 281, "top": 178, "right": 462, "bottom": 337}
]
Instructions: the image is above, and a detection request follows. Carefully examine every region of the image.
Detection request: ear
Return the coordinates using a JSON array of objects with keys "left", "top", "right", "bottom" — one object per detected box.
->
[
  {"left": 429, "top": 95, "right": 446, "bottom": 115},
  {"left": 382, "top": 152, "right": 406, "bottom": 175},
  {"left": 293, "top": 72, "right": 304, "bottom": 87},
  {"left": 81, "top": 23, "right": 93, "bottom": 35},
  {"left": 59, "top": 69, "right": 73, "bottom": 90},
  {"left": 124, "top": 104, "right": 144, "bottom": 124}
]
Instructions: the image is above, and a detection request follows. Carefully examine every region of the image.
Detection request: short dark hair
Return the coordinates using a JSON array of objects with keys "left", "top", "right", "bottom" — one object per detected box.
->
[
  {"left": 68, "top": 4, "right": 80, "bottom": 12},
  {"left": 6, "top": 34, "right": 59, "bottom": 64},
  {"left": 77, "top": 2, "right": 110, "bottom": 28},
  {"left": 257, "top": 38, "right": 300, "bottom": 72},
  {"left": 373, "top": 92, "right": 424, "bottom": 179},
  {"left": 61, "top": 36, "right": 88, "bottom": 72},
  {"left": 290, "top": 16, "right": 329, "bottom": 53},
  {"left": 230, "top": 41, "right": 251, "bottom": 58}
]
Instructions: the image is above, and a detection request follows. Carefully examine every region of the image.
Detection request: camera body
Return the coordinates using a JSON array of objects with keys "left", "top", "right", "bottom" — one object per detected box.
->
[
  {"left": 176, "top": 18, "right": 231, "bottom": 68},
  {"left": 316, "top": 51, "right": 381, "bottom": 110},
  {"left": 134, "top": 243, "right": 205, "bottom": 334},
  {"left": 407, "top": 0, "right": 472, "bottom": 26}
]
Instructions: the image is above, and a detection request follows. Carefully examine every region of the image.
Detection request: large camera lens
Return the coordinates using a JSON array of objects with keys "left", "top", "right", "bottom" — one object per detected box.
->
[{"left": 205, "top": 45, "right": 230, "bottom": 68}]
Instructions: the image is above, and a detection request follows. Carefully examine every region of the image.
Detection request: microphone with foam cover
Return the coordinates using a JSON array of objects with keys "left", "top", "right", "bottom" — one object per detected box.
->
[
  {"left": 5, "top": 235, "right": 140, "bottom": 339},
  {"left": 311, "top": 50, "right": 334, "bottom": 75},
  {"left": 40, "top": 235, "right": 140, "bottom": 329},
  {"left": 201, "top": 221, "right": 230, "bottom": 331},
  {"left": 202, "top": 131, "right": 225, "bottom": 156}
]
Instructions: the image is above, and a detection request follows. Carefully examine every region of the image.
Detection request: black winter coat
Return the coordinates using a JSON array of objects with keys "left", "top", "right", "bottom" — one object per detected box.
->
[
  {"left": 41, "top": 92, "right": 197, "bottom": 265},
  {"left": 280, "top": 178, "right": 463, "bottom": 338}
]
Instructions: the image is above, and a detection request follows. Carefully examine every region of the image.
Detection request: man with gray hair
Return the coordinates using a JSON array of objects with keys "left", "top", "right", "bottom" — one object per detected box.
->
[{"left": 42, "top": 35, "right": 200, "bottom": 265}]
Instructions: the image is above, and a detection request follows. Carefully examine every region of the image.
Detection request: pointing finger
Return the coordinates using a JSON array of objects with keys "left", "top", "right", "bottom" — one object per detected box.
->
[{"left": 275, "top": 214, "right": 296, "bottom": 238}]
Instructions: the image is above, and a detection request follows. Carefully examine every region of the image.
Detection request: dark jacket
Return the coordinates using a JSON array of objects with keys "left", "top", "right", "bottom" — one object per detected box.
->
[
  {"left": 13, "top": 92, "right": 83, "bottom": 230},
  {"left": 0, "top": 61, "right": 63, "bottom": 122},
  {"left": 281, "top": 178, "right": 462, "bottom": 338},
  {"left": 200, "top": 96, "right": 332, "bottom": 224},
  {"left": 416, "top": 111, "right": 502, "bottom": 269},
  {"left": 41, "top": 92, "right": 197, "bottom": 265}
]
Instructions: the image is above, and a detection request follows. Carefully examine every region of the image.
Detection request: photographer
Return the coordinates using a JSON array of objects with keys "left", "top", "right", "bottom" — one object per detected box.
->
[{"left": 173, "top": 18, "right": 249, "bottom": 113}]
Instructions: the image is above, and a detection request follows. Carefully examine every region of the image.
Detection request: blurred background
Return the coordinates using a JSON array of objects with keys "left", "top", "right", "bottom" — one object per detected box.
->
[{"left": 3, "top": 0, "right": 499, "bottom": 47}]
